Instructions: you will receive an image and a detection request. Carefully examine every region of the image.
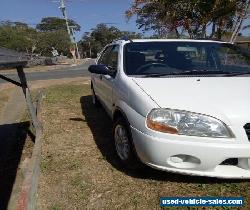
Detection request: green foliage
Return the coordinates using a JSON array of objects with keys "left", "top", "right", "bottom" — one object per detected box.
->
[
  {"left": 37, "top": 30, "right": 71, "bottom": 57},
  {"left": 0, "top": 21, "right": 38, "bottom": 53},
  {"left": 0, "top": 17, "right": 78, "bottom": 57},
  {"left": 79, "top": 23, "right": 143, "bottom": 58},
  {"left": 36, "top": 17, "right": 81, "bottom": 32},
  {"left": 127, "top": 0, "right": 250, "bottom": 39}
]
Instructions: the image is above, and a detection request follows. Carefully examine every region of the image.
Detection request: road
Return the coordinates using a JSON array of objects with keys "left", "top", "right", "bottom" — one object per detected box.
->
[{"left": 0, "top": 59, "right": 94, "bottom": 85}]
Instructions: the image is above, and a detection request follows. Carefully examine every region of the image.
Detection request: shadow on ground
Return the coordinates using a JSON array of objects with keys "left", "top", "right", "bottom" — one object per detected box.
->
[
  {"left": 80, "top": 95, "right": 244, "bottom": 184},
  {"left": 0, "top": 121, "right": 33, "bottom": 210}
]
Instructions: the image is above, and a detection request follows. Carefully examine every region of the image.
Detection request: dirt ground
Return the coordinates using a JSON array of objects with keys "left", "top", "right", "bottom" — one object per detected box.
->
[
  {"left": 0, "top": 88, "right": 10, "bottom": 114},
  {"left": 0, "top": 85, "right": 35, "bottom": 209},
  {"left": 37, "top": 83, "right": 250, "bottom": 210}
]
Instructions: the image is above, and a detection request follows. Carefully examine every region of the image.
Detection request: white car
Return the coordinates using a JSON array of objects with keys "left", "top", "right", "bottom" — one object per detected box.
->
[{"left": 88, "top": 39, "right": 250, "bottom": 179}]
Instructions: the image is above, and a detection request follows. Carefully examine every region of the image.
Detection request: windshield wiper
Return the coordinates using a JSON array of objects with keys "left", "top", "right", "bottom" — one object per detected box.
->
[
  {"left": 178, "top": 70, "right": 250, "bottom": 76},
  {"left": 176, "top": 70, "right": 228, "bottom": 75},
  {"left": 223, "top": 72, "right": 250, "bottom": 77},
  {"left": 142, "top": 70, "right": 233, "bottom": 77},
  {"left": 142, "top": 73, "right": 174, "bottom": 77},
  {"left": 142, "top": 69, "right": 250, "bottom": 77}
]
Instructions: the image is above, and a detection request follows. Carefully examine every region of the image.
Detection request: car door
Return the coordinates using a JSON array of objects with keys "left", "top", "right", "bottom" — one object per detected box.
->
[
  {"left": 93, "top": 46, "right": 113, "bottom": 103},
  {"left": 98, "top": 45, "right": 119, "bottom": 116}
]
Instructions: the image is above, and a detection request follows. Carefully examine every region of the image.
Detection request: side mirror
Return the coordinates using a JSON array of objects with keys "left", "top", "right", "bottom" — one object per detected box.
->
[{"left": 88, "top": 64, "right": 116, "bottom": 77}]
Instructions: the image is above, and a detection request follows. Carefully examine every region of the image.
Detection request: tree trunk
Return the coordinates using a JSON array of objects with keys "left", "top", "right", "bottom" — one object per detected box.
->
[
  {"left": 217, "top": 19, "right": 223, "bottom": 40},
  {"left": 210, "top": 22, "right": 216, "bottom": 38},
  {"left": 187, "top": 28, "right": 193, "bottom": 39},
  {"left": 175, "top": 28, "right": 180, "bottom": 38},
  {"left": 201, "top": 24, "right": 207, "bottom": 38},
  {"left": 230, "top": 0, "right": 250, "bottom": 43}
]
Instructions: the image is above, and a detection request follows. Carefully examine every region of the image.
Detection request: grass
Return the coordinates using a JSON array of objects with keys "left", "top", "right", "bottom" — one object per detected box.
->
[
  {"left": 37, "top": 83, "right": 250, "bottom": 210},
  {"left": 0, "top": 89, "right": 10, "bottom": 114}
]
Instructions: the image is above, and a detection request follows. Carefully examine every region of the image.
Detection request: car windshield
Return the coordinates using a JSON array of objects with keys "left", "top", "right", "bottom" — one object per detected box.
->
[{"left": 124, "top": 41, "right": 250, "bottom": 77}]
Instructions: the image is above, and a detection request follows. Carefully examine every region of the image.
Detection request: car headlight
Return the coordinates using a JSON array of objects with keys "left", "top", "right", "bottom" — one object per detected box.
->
[{"left": 146, "top": 108, "right": 234, "bottom": 138}]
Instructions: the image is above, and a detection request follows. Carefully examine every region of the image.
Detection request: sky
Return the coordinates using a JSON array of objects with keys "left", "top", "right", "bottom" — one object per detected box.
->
[
  {"left": 0, "top": 0, "right": 249, "bottom": 40},
  {"left": 0, "top": 0, "right": 143, "bottom": 40}
]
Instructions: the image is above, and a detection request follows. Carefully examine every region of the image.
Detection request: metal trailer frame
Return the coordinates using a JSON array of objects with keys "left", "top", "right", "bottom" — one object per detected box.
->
[{"left": 0, "top": 48, "right": 43, "bottom": 210}]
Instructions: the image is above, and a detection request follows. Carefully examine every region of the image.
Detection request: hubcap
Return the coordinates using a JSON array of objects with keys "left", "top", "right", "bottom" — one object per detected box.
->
[{"left": 114, "top": 124, "right": 130, "bottom": 161}]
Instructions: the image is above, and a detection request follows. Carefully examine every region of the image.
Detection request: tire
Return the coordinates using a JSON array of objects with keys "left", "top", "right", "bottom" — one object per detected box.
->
[
  {"left": 91, "top": 83, "right": 101, "bottom": 107},
  {"left": 112, "top": 117, "right": 141, "bottom": 169}
]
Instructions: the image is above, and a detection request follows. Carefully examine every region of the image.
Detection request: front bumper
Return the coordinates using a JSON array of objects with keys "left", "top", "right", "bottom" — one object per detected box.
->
[{"left": 131, "top": 127, "right": 250, "bottom": 179}]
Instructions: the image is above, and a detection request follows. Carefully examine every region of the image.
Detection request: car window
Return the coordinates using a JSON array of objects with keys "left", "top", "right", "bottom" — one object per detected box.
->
[
  {"left": 98, "top": 45, "right": 119, "bottom": 71},
  {"left": 124, "top": 42, "right": 250, "bottom": 76},
  {"left": 98, "top": 46, "right": 113, "bottom": 65},
  {"left": 108, "top": 45, "right": 119, "bottom": 70}
]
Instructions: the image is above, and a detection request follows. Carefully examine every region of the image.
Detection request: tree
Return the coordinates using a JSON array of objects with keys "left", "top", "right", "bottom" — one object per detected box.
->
[
  {"left": 0, "top": 19, "right": 72, "bottom": 57},
  {"left": 126, "top": 0, "right": 250, "bottom": 39},
  {"left": 37, "top": 30, "right": 71, "bottom": 56},
  {"left": 79, "top": 32, "right": 102, "bottom": 58},
  {"left": 36, "top": 17, "right": 81, "bottom": 32},
  {"left": 79, "top": 24, "right": 143, "bottom": 58},
  {"left": 230, "top": 0, "right": 250, "bottom": 42},
  {"left": 0, "top": 21, "right": 38, "bottom": 54}
]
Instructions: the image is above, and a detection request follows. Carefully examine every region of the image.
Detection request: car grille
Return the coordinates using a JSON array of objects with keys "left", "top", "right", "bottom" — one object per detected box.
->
[{"left": 244, "top": 123, "right": 250, "bottom": 141}]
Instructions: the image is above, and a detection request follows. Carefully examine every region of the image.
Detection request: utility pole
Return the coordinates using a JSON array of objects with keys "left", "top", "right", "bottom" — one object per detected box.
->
[
  {"left": 59, "top": 0, "right": 71, "bottom": 39},
  {"left": 59, "top": 0, "right": 80, "bottom": 59},
  {"left": 88, "top": 41, "right": 92, "bottom": 58},
  {"left": 70, "top": 26, "right": 80, "bottom": 59}
]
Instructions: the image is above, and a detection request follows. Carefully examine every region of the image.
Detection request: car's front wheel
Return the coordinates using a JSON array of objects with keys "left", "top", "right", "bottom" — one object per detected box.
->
[{"left": 112, "top": 117, "right": 141, "bottom": 169}]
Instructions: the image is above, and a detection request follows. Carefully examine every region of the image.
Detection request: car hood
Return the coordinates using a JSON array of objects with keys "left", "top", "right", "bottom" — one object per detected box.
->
[{"left": 132, "top": 77, "right": 250, "bottom": 126}]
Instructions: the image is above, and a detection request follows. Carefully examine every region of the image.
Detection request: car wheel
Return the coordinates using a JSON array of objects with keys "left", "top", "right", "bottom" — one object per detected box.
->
[
  {"left": 91, "top": 84, "right": 100, "bottom": 107},
  {"left": 113, "top": 117, "right": 141, "bottom": 169}
]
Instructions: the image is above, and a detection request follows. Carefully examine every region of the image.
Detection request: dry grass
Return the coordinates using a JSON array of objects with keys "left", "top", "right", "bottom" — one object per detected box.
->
[
  {"left": 0, "top": 88, "right": 10, "bottom": 114},
  {"left": 37, "top": 84, "right": 250, "bottom": 210}
]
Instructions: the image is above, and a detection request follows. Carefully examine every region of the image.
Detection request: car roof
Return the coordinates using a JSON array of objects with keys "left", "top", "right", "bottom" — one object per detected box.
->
[{"left": 112, "top": 39, "right": 228, "bottom": 45}]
